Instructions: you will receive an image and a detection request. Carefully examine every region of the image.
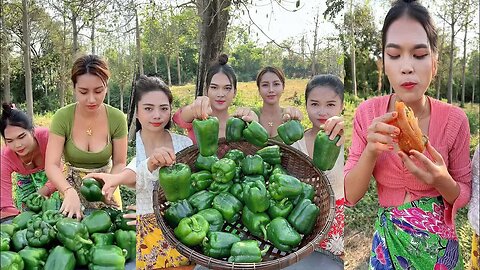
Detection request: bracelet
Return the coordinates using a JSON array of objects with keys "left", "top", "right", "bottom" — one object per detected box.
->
[{"left": 63, "top": 186, "right": 73, "bottom": 194}]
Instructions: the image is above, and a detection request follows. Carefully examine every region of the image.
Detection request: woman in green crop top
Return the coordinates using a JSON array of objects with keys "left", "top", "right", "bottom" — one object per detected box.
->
[
  {"left": 45, "top": 55, "right": 128, "bottom": 219},
  {"left": 254, "top": 66, "right": 303, "bottom": 141}
]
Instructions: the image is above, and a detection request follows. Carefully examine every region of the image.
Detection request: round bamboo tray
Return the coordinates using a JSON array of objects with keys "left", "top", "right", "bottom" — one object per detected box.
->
[{"left": 153, "top": 138, "right": 335, "bottom": 270}]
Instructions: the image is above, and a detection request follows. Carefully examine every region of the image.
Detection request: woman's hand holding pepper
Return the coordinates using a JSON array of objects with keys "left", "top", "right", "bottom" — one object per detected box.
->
[{"left": 147, "top": 147, "right": 176, "bottom": 172}]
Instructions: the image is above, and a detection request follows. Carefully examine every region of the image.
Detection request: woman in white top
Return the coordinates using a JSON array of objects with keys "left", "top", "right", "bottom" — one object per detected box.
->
[
  {"left": 468, "top": 146, "right": 479, "bottom": 268},
  {"left": 291, "top": 74, "right": 345, "bottom": 257}
]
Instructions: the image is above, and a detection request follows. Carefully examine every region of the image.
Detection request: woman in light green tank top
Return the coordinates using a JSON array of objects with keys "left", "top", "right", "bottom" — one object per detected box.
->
[{"left": 45, "top": 55, "right": 128, "bottom": 219}]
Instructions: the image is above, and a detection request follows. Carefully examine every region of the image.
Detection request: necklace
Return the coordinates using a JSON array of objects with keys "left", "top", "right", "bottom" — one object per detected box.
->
[
  {"left": 86, "top": 105, "right": 102, "bottom": 136},
  {"left": 416, "top": 97, "right": 429, "bottom": 120},
  {"left": 267, "top": 121, "right": 273, "bottom": 127},
  {"left": 20, "top": 152, "right": 35, "bottom": 167}
]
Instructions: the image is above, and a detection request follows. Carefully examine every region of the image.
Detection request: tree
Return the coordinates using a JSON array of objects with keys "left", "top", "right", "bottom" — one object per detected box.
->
[
  {"left": 438, "top": 0, "right": 469, "bottom": 104},
  {"left": 195, "top": 0, "right": 231, "bottom": 97},
  {"left": 459, "top": 0, "right": 476, "bottom": 107},
  {"left": 22, "top": 0, "right": 33, "bottom": 117},
  {"left": 1, "top": 2, "right": 12, "bottom": 103}
]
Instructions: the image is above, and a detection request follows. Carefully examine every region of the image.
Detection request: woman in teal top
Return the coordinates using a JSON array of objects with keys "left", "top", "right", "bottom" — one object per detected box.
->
[
  {"left": 45, "top": 54, "right": 128, "bottom": 219},
  {"left": 254, "top": 66, "right": 303, "bottom": 141}
]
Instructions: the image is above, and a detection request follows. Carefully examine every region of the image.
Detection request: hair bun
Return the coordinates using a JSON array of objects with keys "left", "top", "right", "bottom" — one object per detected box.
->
[
  {"left": 1, "top": 103, "right": 13, "bottom": 117},
  {"left": 218, "top": 54, "right": 229, "bottom": 65},
  {"left": 403, "top": 0, "right": 417, "bottom": 3}
]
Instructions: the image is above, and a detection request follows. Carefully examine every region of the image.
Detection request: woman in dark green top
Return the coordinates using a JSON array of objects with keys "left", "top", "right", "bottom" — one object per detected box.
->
[
  {"left": 255, "top": 66, "right": 303, "bottom": 140},
  {"left": 45, "top": 55, "right": 128, "bottom": 219}
]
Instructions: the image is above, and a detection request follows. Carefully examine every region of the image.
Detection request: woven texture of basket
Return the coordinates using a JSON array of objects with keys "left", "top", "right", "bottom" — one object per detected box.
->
[{"left": 153, "top": 138, "right": 335, "bottom": 270}]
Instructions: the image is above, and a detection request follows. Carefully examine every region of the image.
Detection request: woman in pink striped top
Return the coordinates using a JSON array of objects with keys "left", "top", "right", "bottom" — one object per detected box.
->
[{"left": 344, "top": 1, "right": 471, "bottom": 269}]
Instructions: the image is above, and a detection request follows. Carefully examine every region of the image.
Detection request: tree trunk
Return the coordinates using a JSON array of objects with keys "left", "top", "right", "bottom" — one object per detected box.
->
[
  {"left": 472, "top": 81, "right": 475, "bottom": 103},
  {"left": 166, "top": 55, "right": 171, "bottom": 86},
  {"left": 72, "top": 14, "right": 79, "bottom": 55},
  {"left": 107, "top": 88, "right": 110, "bottom": 105},
  {"left": 135, "top": 8, "right": 144, "bottom": 75},
  {"left": 129, "top": 7, "right": 143, "bottom": 142},
  {"left": 446, "top": 14, "right": 456, "bottom": 104},
  {"left": 177, "top": 50, "right": 181, "bottom": 85},
  {"left": 460, "top": 7, "right": 469, "bottom": 108},
  {"left": 22, "top": 0, "right": 33, "bottom": 117},
  {"left": 120, "top": 86, "right": 124, "bottom": 112},
  {"left": 311, "top": 9, "right": 319, "bottom": 76},
  {"left": 436, "top": 24, "right": 445, "bottom": 100},
  {"left": 350, "top": 0, "right": 357, "bottom": 96},
  {"left": 195, "top": 0, "right": 232, "bottom": 97},
  {"left": 376, "top": 57, "right": 383, "bottom": 95},
  {"left": 91, "top": 10, "right": 96, "bottom": 55},
  {"left": 153, "top": 56, "right": 157, "bottom": 74},
  {"left": 1, "top": 7, "right": 11, "bottom": 103}
]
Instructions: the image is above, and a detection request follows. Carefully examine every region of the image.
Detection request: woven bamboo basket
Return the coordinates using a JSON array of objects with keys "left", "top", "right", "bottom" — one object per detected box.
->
[{"left": 153, "top": 138, "right": 335, "bottom": 270}]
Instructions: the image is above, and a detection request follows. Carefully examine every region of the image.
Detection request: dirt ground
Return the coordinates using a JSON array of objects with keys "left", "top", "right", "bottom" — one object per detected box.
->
[{"left": 344, "top": 229, "right": 372, "bottom": 270}]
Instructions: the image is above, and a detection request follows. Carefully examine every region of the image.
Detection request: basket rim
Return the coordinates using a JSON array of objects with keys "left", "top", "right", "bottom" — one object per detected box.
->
[{"left": 153, "top": 138, "right": 336, "bottom": 270}]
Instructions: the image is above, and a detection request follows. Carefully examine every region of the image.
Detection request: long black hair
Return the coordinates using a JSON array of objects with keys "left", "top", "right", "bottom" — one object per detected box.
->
[
  {"left": 134, "top": 75, "right": 173, "bottom": 132},
  {"left": 205, "top": 54, "right": 237, "bottom": 93},
  {"left": 0, "top": 103, "right": 34, "bottom": 139}
]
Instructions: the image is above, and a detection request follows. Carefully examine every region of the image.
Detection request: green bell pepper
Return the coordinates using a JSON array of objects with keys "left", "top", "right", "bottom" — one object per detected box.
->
[
  {"left": 196, "top": 208, "right": 224, "bottom": 232},
  {"left": 256, "top": 145, "right": 282, "bottom": 165},
  {"left": 266, "top": 217, "right": 302, "bottom": 252},
  {"left": 208, "top": 181, "right": 233, "bottom": 194},
  {"left": 18, "top": 246, "right": 48, "bottom": 270},
  {"left": 223, "top": 149, "right": 245, "bottom": 166},
  {"left": 42, "top": 193, "right": 62, "bottom": 212},
  {"left": 241, "top": 155, "right": 264, "bottom": 176},
  {"left": 277, "top": 120, "right": 304, "bottom": 145},
  {"left": 88, "top": 245, "right": 126, "bottom": 270},
  {"left": 193, "top": 116, "right": 219, "bottom": 157},
  {"left": 11, "top": 229, "right": 28, "bottom": 252},
  {"left": 202, "top": 231, "right": 241, "bottom": 258},
  {"left": 227, "top": 240, "right": 267, "bottom": 263},
  {"left": 75, "top": 246, "right": 90, "bottom": 266},
  {"left": 114, "top": 210, "right": 136, "bottom": 231},
  {"left": 56, "top": 218, "right": 93, "bottom": 252},
  {"left": 226, "top": 117, "right": 246, "bottom": 142},
  {"left": 242, "top": 121, "right": 269, "bottom": 147},
  {"left": 212, "top": 192, "right": 243, "bottom": 224},
  {"left": 42, "top": 210, "right": 63, "bottom": 226},
  {"left": 164, "top": 199, "right": 195, "bottom": 227},
  {"left": 24, "top": 193, "right": 45, "bottom": 213},
  {"left": 271, "top": 164, "right": 287, "bottom": 176},
  {"left": 233, "top": 167, "right": 243, "bottom": 183},
  {"left": 188, "top": 190, "right": 215, "bottom": 212},
  {"left": 241, "top": 206, "right": 270, "bottom": 239},
  {"left": 0, "top": 224, "right": 18, "bottom": 237},
  {"left": 0, "top": 251, "right": 24, "bottom": 270},
  {"left": 80, "top": 178, "right": 104, "bottom": 202},
  {"left": 242, "top": 175, "right": 265, "bottom": 183},
  {"left": 114, "top": 229, "right": 136, "bottom": 261},
  {"left": 195, "top": 154, "right": 219, "bottom": 171},
  {"left": 12, "top": 211, "right": 36, "bottom": 230},
  {"left": 102, "top": 207, "right": 122, "bottom": 222},
  {"left": 243, "top": 180, "right": 270, "bottom": 213},
  {"left": 268, "top": 174, "right": 303, "bottom": 201},
  {"left": 91, "top": 232, "right": 114, "bottom": 246},
  {"left": 287, "top": 198, "right": 320, "bottom": 235},
  {"left": 229, "top": 183, "right": 244, "bottom": 203},
  {"left": 292, "top": 182, "right": 315, "bottom": 205},
  {"left": 82, "top": 210, "right": 113, "bottom": 234},
  {"left": 1, "top": 231, "right": 10, "bottom": 251},
  {"left": 263, "top": 162, "right": 273, "bottom": 179},
  {"left": 313, "top": 129, "right": 341, "bottom": 171},
  {"left": 211, "top": 158, "right": 236, "bottom": 183},
  {"left": 26, "top": 220, "right": 56, "bottom": 247},
  {"left": 158, "top": 163, "right": 192, "bottom": 202},
  {"left": 174, "top": 214, "right": 209, "bottom": 247},
  {"left": 44, "top": 246, "right": 76, "bottom": 270},
  {"left": 268, "top": 198, "right": 293, "bottom": 219},
  {"left": 191, "top": 170, "right": 213, "bottom": 191},
  {"left": 26, "top": 214, "right": 43, "bottom": 228}
]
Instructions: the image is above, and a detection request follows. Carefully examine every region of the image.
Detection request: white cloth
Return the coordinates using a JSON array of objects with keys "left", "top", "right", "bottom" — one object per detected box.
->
[
  {"left": 291, "top": 137, "right": 345, "bottom": 200},
  {"left": 468, "top": 146, "right": 479, "bottom": 235},
  {"left": 125, "top": 158, "right": 136, "bottom": 173},
  {"left": 135, "top": 130, "right": 193, "bottom": 215}
]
